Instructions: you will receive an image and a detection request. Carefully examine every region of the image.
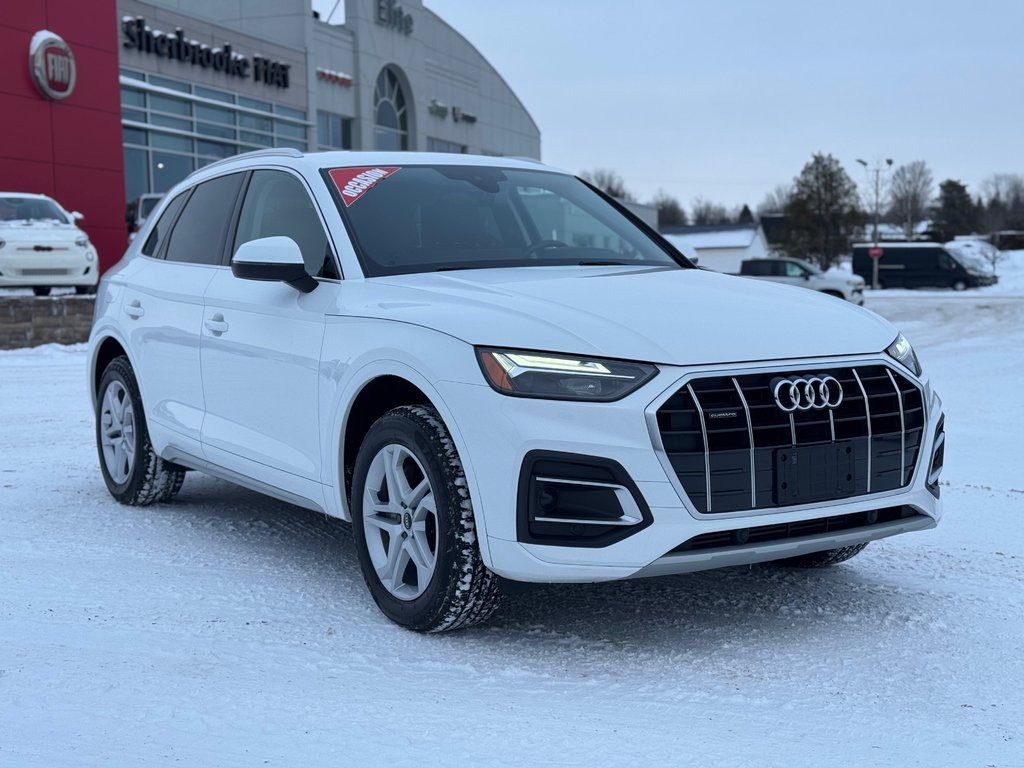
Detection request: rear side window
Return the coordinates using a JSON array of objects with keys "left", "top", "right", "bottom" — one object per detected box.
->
[
  {"left": 164, "top": 173, "right": 245, "bottom": 265},
  {"left": 233, "top": 170, "right": 337, "bottom": 279},
  {"left": 141, "top": 192, "right": 186, "bottom": 257}
]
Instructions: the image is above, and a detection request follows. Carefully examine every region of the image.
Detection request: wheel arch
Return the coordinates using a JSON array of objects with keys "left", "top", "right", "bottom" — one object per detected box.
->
[
  {"left": 90, "top": 333, "right": 135, "bottom": 410},
  {"left": 330, "top": 360, "right": 495, "bottom": 569}
]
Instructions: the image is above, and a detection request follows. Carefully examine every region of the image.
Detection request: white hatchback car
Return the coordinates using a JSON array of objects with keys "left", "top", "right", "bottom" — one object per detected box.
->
[
  {"left": 88, "top": 150, "right": 946, "bottom": 632},
  {"left": 0, "top": 193, "right": 99, "bottom": 295}
]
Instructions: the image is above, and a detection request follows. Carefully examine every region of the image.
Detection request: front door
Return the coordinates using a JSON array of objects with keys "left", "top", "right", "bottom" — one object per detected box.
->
[{"left": 200, "top": 169, "right": 341, "bottom": 502}]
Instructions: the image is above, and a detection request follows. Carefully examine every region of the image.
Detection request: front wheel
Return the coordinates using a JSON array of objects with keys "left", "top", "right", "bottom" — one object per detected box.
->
[
  {"left": 774, "top": 543, "right": 869, "bottom": 568},
  {"left": 351, "top": 405, "right": 501, "bottom": 632},
  {"left": 32, "top": 286, "right": 51, "bottom": 297},
  {"left": 75, "top": 285, "right": 97, "bottom": 295},
  {"left": 952, "top": 279, "right": 968, "bottom": 291},
  {"left": 96, "top": 356, "right": 185, "bottom": 505}
]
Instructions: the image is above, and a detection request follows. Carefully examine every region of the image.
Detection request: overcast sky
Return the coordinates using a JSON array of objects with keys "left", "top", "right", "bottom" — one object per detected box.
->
[{"left": 323, "top": 1, "right": 1023, "bottom": 211}]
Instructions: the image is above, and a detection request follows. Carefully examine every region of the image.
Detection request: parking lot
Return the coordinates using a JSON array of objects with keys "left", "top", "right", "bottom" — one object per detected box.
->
[{"left": 2, "top": 262, "right": 1022, "bottom": 767}]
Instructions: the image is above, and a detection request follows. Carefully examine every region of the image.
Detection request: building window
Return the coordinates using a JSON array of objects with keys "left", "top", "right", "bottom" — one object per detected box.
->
[
  {"left": 119, "top": 73, "right": 311, "bottom": 195},
  {"left": 318, "top": 111, "right": 353, "bottom": 150},
  {"left": 373, "top": 66, "right": 408, "bottom": 150},
  {"left": 426, "top": 137, "right": 466, "bottom": 154}
]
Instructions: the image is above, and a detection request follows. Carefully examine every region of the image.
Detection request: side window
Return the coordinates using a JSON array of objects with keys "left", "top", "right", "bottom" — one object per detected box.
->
[
  {"left": 233, "top": 170, "right": 338, "bottom": 279},
  {"left": 938, "top": 251, "right": 955, "bottom": 270},
  {"left": 783, "top": 261, "right": 804, "bottom": 277},
  {"left": 141, "top": 192, "right": 187, "bottom": 257},
  {"left": 164, "top": 173, "right": 245, "bottom": 265}
]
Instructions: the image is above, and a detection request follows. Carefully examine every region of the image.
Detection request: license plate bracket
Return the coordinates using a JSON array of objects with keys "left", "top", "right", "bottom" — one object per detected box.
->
[{"left": 775, "top": 441, "right": 857, "bottom": 505}]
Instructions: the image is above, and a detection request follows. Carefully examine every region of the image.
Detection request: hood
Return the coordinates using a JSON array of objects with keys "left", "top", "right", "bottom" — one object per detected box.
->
[
  {"left": 0, "top": 220, "right": 84, "bottom": 241},
  {"left": 342, "top": 266, "right": 898, "bottom": 366}
]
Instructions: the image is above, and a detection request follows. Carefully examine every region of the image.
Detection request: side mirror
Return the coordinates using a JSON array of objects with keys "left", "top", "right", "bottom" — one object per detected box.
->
[
  {"left": 231, "top": 236, "right": 317, "bottom": 293},
  {"left": 71, "top": 211, "right": 84, "bottom": 222}
]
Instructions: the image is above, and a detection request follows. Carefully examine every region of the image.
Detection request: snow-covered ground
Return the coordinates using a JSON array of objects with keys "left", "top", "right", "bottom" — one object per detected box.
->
[{"left": 2, "top": 256, "right": 1022, "bottom": 767}]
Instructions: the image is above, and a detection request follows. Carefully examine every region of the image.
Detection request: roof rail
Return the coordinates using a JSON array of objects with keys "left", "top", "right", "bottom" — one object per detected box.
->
[{"left": 187, "top": 147, "right": 304, "bottom": 178}]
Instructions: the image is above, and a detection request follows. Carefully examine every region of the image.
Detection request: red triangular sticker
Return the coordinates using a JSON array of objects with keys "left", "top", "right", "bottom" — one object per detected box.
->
[{"left": 329, "top": 166, "right": 401, "bottom": 206}]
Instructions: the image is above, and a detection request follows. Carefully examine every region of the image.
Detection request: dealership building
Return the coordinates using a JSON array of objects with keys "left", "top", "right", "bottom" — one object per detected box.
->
[{"left": 0, "top": 0, "right": 540, "bottom": 271}]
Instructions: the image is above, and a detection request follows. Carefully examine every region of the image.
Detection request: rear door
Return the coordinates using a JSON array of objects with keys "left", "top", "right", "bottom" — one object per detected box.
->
[
  {"left": 200, "top": 169, "right": 340, "bottom": 502},
  {"left": 118, "top": 175, "right": 243, "bottom": 459}
]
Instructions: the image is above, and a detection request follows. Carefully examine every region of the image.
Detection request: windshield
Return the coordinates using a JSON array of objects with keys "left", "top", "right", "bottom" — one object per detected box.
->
[
  {"left": 0, "top": 196, "right": 69, "bottom": 224},
  {"left": 946, "top": 245, "right": 991, "bottom": 276},
  {"left": 325, "top": 165, "right": 687, "bottom": 277},
  {"left": 792, "top": 258, "right": 822, "bottom": 275}
]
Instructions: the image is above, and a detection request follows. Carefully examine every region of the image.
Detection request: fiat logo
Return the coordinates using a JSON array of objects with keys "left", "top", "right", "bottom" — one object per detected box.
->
[{"left": 30, "top": 31, "right": 77, "bottom": 101}]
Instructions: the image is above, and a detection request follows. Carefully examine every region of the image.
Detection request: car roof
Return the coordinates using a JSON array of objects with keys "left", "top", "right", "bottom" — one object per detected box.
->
[
  {"left": 0, "top": 192, "right": 58, "bottom": 200},
  {"left": 184, "top": 148, "right": 562, "bottom": 187}
]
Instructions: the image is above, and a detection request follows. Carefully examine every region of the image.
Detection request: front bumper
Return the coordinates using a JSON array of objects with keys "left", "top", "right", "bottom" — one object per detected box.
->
[
  {"left": 0, "top": 248, "right": 99, "bottom": 287},
  {"left": 440, "top": 352, "right": 944, "bottom": 583}
]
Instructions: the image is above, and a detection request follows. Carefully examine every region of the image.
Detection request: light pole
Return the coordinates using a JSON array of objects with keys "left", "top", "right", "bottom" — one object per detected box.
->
[{"left": 856, "top": 157, "right": 893, "bottom": 290}]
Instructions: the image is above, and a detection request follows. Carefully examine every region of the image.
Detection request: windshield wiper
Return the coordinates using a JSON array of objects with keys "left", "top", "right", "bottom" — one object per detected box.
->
[{"left": 577, "top": 260, "right": 628, "bottom": 266}]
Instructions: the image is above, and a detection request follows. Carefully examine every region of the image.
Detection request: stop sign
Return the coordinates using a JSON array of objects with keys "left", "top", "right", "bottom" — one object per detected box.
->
[{"left": 869, "top": 246, "right": 884, "bottom": 259}]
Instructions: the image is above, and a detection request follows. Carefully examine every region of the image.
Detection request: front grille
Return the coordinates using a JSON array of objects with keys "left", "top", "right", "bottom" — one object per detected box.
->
[
  {"left": 656, "top": 365, "right": 925, "bottom": 514},
  {"left": 20, "top": 268, "right": 70, "bottom": 276}
]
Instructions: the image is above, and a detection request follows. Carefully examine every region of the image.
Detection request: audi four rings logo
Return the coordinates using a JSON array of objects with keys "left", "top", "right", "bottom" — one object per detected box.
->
[{"left": 772, "top": 375, "right": 843, "bottom": 412}]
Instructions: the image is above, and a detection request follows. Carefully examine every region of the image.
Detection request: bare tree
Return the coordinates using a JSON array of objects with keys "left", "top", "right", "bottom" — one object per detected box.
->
[
  {"left": 889, "top": 160, "right": 934, "bottom": 240},
  {"left": 690, "top": 196, "right": 731, "bottom": 225},
  {"left": 756, "top": 183, "right": 793, "bottom": 216},
  {"left": 579, "top": 169, "right": 634, "bottom": 201},
  {"left": 650, "top": 189, "right": 687, "bottom": 227}
]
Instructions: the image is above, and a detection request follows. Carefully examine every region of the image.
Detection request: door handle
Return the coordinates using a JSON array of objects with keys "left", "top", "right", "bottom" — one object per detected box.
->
[
  {"left": 124, "top": 300, "right": 144, "bottom": 319},
  {"left": 204, "top": 314, "right": 229, "bottom": 334}
]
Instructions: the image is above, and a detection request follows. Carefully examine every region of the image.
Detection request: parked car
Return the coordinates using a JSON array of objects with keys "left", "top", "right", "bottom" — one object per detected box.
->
[
  {"left": 852, "top": 242, "right": 997, "bottom": 290},
  {"left": 125, "top": 193, "right": 164, "bottom": 241},
  {"left": 738, "top": 258, "right": 865, "bottom": 304},
  {"left": 0, "top": 193, "right": 99, "bottom": 295},
  {"left": 88, "top": 150, "right": 946, "bottom": 632}
]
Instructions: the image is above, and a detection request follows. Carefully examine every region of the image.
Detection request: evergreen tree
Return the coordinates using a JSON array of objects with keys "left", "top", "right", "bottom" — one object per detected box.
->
[
  {"left": 931, "top": 180, "right": 978, "bottom": 241},
  {"left": 781, "top": 153, "right": 864, "bottom": 269},
  {"left": 651, "top": 189, "right": 687, "bottom": 227},
  {"left": 736, "top": 204, "right": 755, "bottom": 224}
]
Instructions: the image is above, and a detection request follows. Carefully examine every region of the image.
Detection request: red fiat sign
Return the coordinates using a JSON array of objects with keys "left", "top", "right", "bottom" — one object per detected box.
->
[
  {"left": 869, "top": 246, "right": 884, "bottom": 259},
  {"left": 29, "top": 31, "right": 77, "bottom": 101}
]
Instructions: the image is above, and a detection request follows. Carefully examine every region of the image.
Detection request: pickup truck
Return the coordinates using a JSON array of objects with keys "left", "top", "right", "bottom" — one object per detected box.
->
[{"left": 738, "top": 258, "right": 865, "bottom": 304}]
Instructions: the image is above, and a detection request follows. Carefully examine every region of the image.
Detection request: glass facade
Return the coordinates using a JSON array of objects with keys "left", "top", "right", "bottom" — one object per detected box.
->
[
  {"left": 119, "top": 69, "right": 309, "bottom": 202},
  {"left": 426, "top": 137, "right": 467, "bottom": 154},
  {"left": 317, "top": 111, "right": 353, "bottom": 151},
  {"left": 373, "top": 67, "right": 408, "bottom": 151}
]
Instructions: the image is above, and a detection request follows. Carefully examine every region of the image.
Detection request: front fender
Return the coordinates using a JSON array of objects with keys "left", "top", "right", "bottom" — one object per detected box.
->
[{"left": 319, "top": 317, "right": 494, "bottom": 568}]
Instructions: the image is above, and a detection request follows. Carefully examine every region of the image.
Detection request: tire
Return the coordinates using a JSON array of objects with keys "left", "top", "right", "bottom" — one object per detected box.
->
[
  {"left": 32, "top": 286, "right": 51, "bottom": 297},
  {"left": 820, "top": 290, "right": 844, "bottom": 300},
  {"left": 75, "top": 285, "right": 97, "bottom": 295},
  {"left": 952, "top": 279, "right": 967, "bottom": 291},
  {"left": 350, "top": 405, "right": 501, "bottom": 632},
  {"left": 96, "top": 356, "right": 186, "bottom": 505},
  {"left": 774, "top": 542, "right": 869, "bottom": 568}
]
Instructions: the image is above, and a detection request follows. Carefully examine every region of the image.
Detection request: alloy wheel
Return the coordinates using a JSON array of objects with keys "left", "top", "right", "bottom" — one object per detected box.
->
[
  {"left": 100, "top": 380, "right": 137, "bottom": 484},
  {"left": 362, "top": 443, "right": 439, "bottom": 600}
]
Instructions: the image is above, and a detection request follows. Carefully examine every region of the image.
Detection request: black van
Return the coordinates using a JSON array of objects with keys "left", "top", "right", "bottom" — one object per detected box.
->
[{"left": 851, "top": 243, "right": 997, "bottom": 290}]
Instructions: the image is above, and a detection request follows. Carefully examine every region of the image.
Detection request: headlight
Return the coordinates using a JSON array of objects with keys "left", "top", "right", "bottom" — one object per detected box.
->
[
  {"left": 886, "top": 332, "right": 922, "bottom": 376},
  {"left": 476, "top": 348, "right": 657, "bottom": 401},
  {"left": 75, "top": 236, "right": 89, "bottom": 247}
]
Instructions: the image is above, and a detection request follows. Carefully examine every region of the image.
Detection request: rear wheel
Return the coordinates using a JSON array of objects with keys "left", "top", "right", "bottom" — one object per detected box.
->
[
  {"left": 32, "top": 286, "right": 51, "bottom": 297},
  {"left": 96, "top": 356, "right": 185, "bottom": 505},
  {"left": 351, "top": 405, "right": 501, "bottom": 632},
  {"left": 774, "top": 543, "right": 868, "bottom": 568}
]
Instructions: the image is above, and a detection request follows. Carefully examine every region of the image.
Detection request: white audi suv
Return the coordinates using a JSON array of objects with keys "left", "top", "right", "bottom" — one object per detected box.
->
[{"left": 88, "top": 150, "right": 945, "bottom": 631}]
